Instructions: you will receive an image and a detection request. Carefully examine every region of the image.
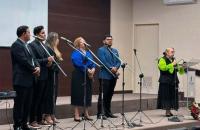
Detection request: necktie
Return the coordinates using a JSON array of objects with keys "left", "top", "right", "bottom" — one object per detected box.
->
[{"left": 25, "top": 44, "right": 35, "bottom": 67}]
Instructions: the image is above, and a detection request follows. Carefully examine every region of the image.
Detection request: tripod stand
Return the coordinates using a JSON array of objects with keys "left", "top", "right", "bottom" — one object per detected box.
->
[
  {"left": 61, "top": 37, "right": 117, "bottom": 129},
  {"left": 129, "top": 49, "right": 153, "bottom": 126},
  {"left": 47, "top": 71, "right": 64, "bottom": 130},
  {"left": 106, "top": 46, "right": 136, "bottom": 128},
  {"left": 120, "top": 63, "right": 136, "bottom": 128},
  {"left": 60, "top": 37, "right": 100, "bottom": 130},
  {"left": 168, "top": 62, "right": 185, "bottom": 122},
  {"left": 91, "top": 78, "right": 117, "bottom": 129}
]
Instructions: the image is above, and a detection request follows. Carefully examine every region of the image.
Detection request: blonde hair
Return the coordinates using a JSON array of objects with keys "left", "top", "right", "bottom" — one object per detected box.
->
[
  {"left": 46, "top": 32, "right": 59, "bottom": 48},
  {"left": 45, "top": 32, "right": 63, "bottom": 61},
  {"left": 73, "top": 37, "right": 86, "bottom": 49}
]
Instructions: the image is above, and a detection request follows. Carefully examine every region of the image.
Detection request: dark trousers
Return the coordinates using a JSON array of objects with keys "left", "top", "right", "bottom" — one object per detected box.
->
[
  {"left": 30, "top": 80, "right": 48, "bottom": 122},
  {"left": 97, "top": 78, "right": 117, "bottom": 115},
  {"left": 13, "top": 85, "right": 33, "bottom": 128},
  {"left": 45, "top": 72, "right": 58, "bottom": 115}
]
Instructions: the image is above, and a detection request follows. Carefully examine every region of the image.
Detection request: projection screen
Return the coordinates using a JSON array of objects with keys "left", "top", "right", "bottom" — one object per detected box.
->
[{"left": 0, "top": 0, "right": 48, "bottom": 47}]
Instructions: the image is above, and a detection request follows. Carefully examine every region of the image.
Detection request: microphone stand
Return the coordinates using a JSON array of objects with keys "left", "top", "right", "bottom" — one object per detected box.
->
[
  {"left": 85, "top": 46, "right": 117, "bottom": 129},
  {"left": 33, "top": 36, "right": 67, "bottom": 77},
  {"left": 168, "top": 60, "right": 183, "bottom": 122},
  {"left": 47, "top": 71, "right": 65, "bottom": 130},
  {"left": 32, "top": 37, "right": 66, "bottom": 130},
  {"left": 106, "top": 47, "right": 136, "bottom": 128},
  {"left": 61, "top": 37, "right": 99, "bottom": 130},
  {"left": 61, "top": 36, "right": 117, "bottom": 129},
  {"left": 129, "top": 49, "right": 153, "bottom": 126}
]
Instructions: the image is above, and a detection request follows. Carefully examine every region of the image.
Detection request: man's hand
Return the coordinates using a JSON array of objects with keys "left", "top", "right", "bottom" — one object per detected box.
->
[
  {"left": 111, "top": 67, "right": 117, "bottom": 73},
  {"left": 33, "top": 67, "right": 40, "bottom": 77},
  {"left": 48, "top": 56, "right": 54, "bottom": 62},
  {"left": 115, "top": 71, "right": 120, "bottom": 77}
]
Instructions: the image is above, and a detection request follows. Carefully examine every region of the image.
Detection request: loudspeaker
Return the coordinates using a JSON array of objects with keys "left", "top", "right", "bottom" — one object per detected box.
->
[{"left": 163, "top": 0, "right": 197, "bottom": 5}]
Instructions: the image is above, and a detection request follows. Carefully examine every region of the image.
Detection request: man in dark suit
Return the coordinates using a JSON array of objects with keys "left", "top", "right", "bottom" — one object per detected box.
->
[
  {"left": 11, "top": 25, "right": 40, "bottom": 130},
  {"left": 97, "top": 35, "right": 121, "bottom": 119},
  {"left": 29, "top": 26, "right": 54, "bottom": 127}
]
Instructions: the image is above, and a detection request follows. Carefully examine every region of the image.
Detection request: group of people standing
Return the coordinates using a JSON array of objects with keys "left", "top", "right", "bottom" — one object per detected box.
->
[
  {"left": 11, "top": 25, "right": 121, "bottom": 130},
  {"left": 11, "top": 25, "right": 62, "bottom": 130},
  {"left": 70, "top": 35, "right": 121, "bottom": 122},
  {"left": 11, "top": 24, "right": 184, "bottom": 130}
]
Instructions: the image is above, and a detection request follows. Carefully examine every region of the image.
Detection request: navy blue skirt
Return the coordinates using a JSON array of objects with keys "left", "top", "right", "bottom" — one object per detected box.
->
[{"left": 71, "top": 69, "right": 92, "bottom": 107}]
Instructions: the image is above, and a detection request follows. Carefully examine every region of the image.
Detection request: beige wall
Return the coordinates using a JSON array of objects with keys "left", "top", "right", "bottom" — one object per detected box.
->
[
  {"left": 133, "top": 0, "right": 200, "bottom": 59},
  {"left": 111, "top": 0, "right": 200, "bottom": 100},
  {"left": 111, "top": 0, "right": 134, "bottom": 91},
  {"left": 133, "top": 0, "right": 200, "bottom": 101}
]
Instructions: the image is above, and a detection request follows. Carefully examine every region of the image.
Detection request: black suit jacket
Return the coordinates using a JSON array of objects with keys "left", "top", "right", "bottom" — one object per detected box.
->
[
  {"left": 11, "top": 39, "right": 39, "bottom": 87},
  {"left": 29, "top": 39, "right": 49, "bottom": 80}
]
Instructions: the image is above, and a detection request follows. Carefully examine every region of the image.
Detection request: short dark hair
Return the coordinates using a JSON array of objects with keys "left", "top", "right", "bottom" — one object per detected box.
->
[
  {"left": 16, "top": 25, "right": 29, "bottom": 37},
  {"left": 33, "top": 25, "right": 44, "bottom": 35},
  {"left": 104, "top": 34, "right": 112, "bottom": 40}
]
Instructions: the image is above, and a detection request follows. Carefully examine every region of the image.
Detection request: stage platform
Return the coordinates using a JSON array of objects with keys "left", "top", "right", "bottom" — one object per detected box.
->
[
  {"left": 0, "top": 108, "right": 199, "bottom": 130},
  {"left": 0, "top": 93, "right": 195, "bottom": 128}
]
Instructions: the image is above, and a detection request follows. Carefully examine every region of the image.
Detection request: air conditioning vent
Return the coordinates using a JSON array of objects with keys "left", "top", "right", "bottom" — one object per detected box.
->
[{"left": 163, "top": 0, "right": 197, "bottom": 5}]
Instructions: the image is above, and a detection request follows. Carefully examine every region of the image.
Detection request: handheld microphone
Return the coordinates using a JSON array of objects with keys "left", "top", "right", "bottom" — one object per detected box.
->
[
  {"left": 60, "top": 36, "right": 91, "bottom": 47},
  {"left": 60, "top": 36, "right": 73, "bottom": 44},
  {"left": 177, "top": 58, "right": 185, "bottom": 63},
  {"left": 32, "top": 35, "right": 45, "bottom": 41},
  {"left": 83, "top": 42, "right": 91, "bottom": 47}
]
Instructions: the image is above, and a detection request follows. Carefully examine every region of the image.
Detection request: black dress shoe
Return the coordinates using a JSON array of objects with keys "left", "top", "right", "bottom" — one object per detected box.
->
[
  {"left": 21, "top": 125, "right": 31, "bottom": 130},
  {"left": 169, "top": 113, "right": 173, "bottom": 116},
  {"left": 105, "top": 113, "right": 118, "bottom": 118},
  {"left": 14, "top": 127, "right": 22, "bottom": 130},
  {"left": 166, "top": 114, "right": 173, "bottom": 117},
  {"left": 13, "top": 125, "right": 22, "bottom": 130},
  {"left": 165, "top": 112, "right": 174, "bottom": 117},
  {"left": 74, "top": 118, "right": 81, "bottom": 122},
  {"left": 97, "top": 115, "right": 107, "bottom": 120},
  {"left": 166, "top": 114, "right": 171, "bottom": 117},
  {"left": 21, "top": 127, "right": 31, "bottom": 130}
]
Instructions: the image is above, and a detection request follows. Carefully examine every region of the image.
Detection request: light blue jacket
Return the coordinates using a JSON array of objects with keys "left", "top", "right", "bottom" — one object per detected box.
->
[{"left": 97, "top": 45, "right": 121, "bottom": 79}]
